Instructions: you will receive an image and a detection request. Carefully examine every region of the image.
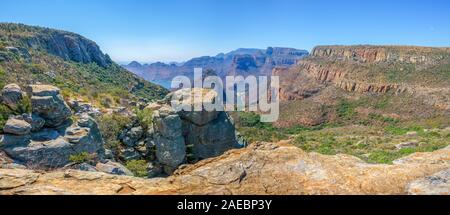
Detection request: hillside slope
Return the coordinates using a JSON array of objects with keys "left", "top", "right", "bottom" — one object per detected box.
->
[{"left": 0, "top": 23, "right": 168, "bottom": 106}]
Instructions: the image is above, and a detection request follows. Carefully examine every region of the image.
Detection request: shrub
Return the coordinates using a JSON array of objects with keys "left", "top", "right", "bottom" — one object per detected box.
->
[
  {"left": 125, "top": 160, "right": 148, "bottom": 177},
  {"left": 69, "top": 152, "right": 93, "bottom": 163},
  {"left": 0, "top": 67, "right": 5, "bottom": 89},
  {"left": 97, "top": 113, "right": 132, "bottom": 149},
  {"left": 336, "top": 100, "right": 357, "bottom": 120},
  {"left": 0, "top": 104, "right": 14, "bottom": 132},
  {"left": 13, "top": 96, "right": 32, "bottom": 114},
  {"left": 238, "top": 112, "right": 261, "bottom": 127},
  {"left": 135, "top": 108, "right": 153, "bottom": 130}
]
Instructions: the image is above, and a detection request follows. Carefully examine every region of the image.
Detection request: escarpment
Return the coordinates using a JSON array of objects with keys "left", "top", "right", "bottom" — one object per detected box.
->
[
  {"left": 312, "top": 45, "right": 450, "bottom": 64},
  {"left": 277, "top": 46, "right": 450, "bottom": 110}
]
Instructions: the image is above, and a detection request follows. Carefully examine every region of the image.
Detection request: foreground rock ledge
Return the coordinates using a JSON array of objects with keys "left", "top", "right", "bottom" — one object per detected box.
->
[{"left": 0, "top": 141, "right": 449, "bottom": 195}]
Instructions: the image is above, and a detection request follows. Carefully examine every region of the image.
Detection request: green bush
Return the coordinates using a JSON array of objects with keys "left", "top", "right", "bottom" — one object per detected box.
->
[
  {"left": 125, "top": 160, "right": 148, "bottom": 177},
  {"left": 97, "top": 113, "right": 132, "bottom": 150},
  {"left": 0, "top": 104, "right": 14, "bottom": 132},
  {"left": 238, "top": 112, "right": 261, "bottom": 127},
  {"left": 336, "top": 100, "right": 357, "bottom": 120},
  {"left": 0, "top": 67, "right": 5, "bottom": 89},
  {"left": 13, "top": 96, "right": 32, "bottom": 114},
  {"left": 69, "top": 152, "right": 93, "bottom": 163},
  {"left": 135, "top": 108, "right": 153, "bottom": 130}
]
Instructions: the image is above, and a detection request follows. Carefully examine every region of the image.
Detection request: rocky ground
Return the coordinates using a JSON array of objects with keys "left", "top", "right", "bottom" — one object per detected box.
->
[{"left": 0, "top": 141, "right": 448, "bottom": 195}]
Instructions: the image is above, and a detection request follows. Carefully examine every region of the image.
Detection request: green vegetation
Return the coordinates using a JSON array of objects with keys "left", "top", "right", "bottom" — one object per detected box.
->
[
  {"left": 135, "top": 108, "right": 153, "bottom": 131},
  {"left": 69, "top": 152, "right": 94, "bottom": 163},
  {"left": 96, "top": 113, "right": 132, "bottom": 151},
  {"left": 0, "top": 23, "right": 169, "bottom": 110},
  {"left": 0, "top": 67, "right": 5, "bottom": 89},
  {"left": 0, "top": 95, "right": 32, "bottom": 132},
  {"left": 125, "top": 160, "right": 148, "bottom": 177},
  {"left": 0, "top": 104, "right": 13, "bottom": 132},
  {"left": 336, "top": 100, "right": 357, "bottom": 120},
  {"left": 235, "top": 110, "right": 450, "bottom": 164}
]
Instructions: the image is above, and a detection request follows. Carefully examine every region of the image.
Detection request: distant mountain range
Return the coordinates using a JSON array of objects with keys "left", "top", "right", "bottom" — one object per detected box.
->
[{"left": 123, "top": 47, "right": 309, "bottom": 88}]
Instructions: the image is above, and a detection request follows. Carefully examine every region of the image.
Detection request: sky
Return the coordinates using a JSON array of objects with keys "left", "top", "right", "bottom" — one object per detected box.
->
[{"left": 1, "top": 0, "right": 450, "bottom": 63}]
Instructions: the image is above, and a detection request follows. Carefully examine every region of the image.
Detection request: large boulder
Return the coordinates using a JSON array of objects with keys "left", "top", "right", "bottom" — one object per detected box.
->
[
  {"left": 0, "top": 114, "right": 104, "bottom": 168},
  {"left": 143, "top": 88, "right": 238, "bottom": 174},
  {"left": 1, "top": 84, "right": 25, "bottom": 109},
  {"left": 20, "top": 114, "right": 45, "bottom": 132},
  {"left": 152, "top": 108, "right": 186, "bottom": 171},
  {"left": 3, "top": 118, "right": 31, "bottom": 135},
  {"left": 95, "top": 160, "right": 133, "bottom": 176},
  {"left": 183, "top": 112, "right": 238, "bottom": 160},
  {"left": 27, "top": 85, "right": 72, "bottom": 127},
  {"left": 407, "top": 168, "right": 450, "bottom": 195}
]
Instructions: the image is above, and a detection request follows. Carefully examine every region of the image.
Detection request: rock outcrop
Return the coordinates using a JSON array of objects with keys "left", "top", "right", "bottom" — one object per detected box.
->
[
  {"left": 0, "top": 141, "right": 448, "bottom": 195},
  {"left": 0, "top": 84, "right": 25, "bottom": 109},
  {"left": 407, "top": 168, "right": 450, "bottom": 195},
  {"left": 27, "top": 85, "right": 72, "bottom": 127},
  {"left": 312, "top": 45, "right": 450, "bottom": 64},
  {"left": 0, "top": 84, "right": 104, "bottom": 168},
  {"left": 115, "top": 88, "right": 239, "bottom": 176}
]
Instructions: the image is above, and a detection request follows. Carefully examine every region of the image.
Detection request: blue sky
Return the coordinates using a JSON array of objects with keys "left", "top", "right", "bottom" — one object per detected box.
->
[{"left": 1, "top": 0, "right": 450, "bottom": 63}]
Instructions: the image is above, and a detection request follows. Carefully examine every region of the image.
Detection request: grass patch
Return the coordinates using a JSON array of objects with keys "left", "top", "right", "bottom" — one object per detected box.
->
[{"left": 125, "top": 160, "right": 148, "bottom": 177}]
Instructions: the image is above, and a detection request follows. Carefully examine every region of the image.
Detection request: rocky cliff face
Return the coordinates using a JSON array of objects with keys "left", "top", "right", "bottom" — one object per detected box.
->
[
  {"left": 278, "top": 46, "right": 450, "bottom": 106},
  {"left": 0, "top": 141, "right": 448, "bottom": 195},
  {"left": 312, "top": 45, "right": 450, "bottom": 64},
  {"left": 0, "top": 23, "right": 112, "bottom": 68},
  {"left": 0, "top": 84, "right": 105, "bottom": 168}
]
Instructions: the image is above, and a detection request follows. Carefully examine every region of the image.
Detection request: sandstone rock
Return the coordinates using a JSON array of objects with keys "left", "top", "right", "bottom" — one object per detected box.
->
[
  {"left": 0, "top": 142, "right": 449, "bottom": 195},
  {"left": 95, "top": 160, "right": 133, "bottom": 176},
  {"left": 3, "top": 118, "right": 31, "bottom": 135},
  {"left": 28, "top": 85, "right": 72, "bottom": 127},
  {"left": 0, "top": 84, "right": 25, "bottom": 109},
  {"left": 395, "top": 140, "right": 419, "bottom": 149},
  {"left": 406, "top": 131, "right": 418, "bottom": 137},
  {"left": 1, "top": 114, "right": 104, "bottom": 168},
  {"left": 77, "top": 163, "right": 98, "bottom": 172},
  {"left": 407, "top": 169, "right": 450, "bottom": 195}
]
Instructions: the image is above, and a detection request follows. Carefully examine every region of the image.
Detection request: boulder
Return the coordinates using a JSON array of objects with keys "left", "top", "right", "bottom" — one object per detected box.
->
[
  {"left": 184, "top": 112, "right": 238, "bottom": 159},
  {"left": 95, "top": 160, "right": 133, "bottom": 176},
  {"left": 1, "top": 84, "right": 25, "bottom": 109},
  {"left": 0, "top": 114, "right": 104, "bottom": 168},
  {"left": 151, "top": 109, "right": 186, "bottom": 171},
  {"left": 120, "top": 148, "right": 142, "bottom": 161},
  {"left": 408, "top": 169, "right": 450, "bottom": 195},
  {"left": 21, "top": 114, "right": 45, "bottom": 132},
  {"left": 121, "top": 126, "right": 144, "bottom": 147},
  {"left": 154, "top": 135, "right": 186, "bottom": 169},
  {"left": 3, "top": 118, "right": 31, "bottom": 135},
  {"left": 147, "top": 162, "right": 164, "bottom": 178},
  {"left": 27, "top": 85, "right": 72, "bottom": 127},
  {"left": 395, "top": 140, "right": 419, "bottom": 149},
  {"left": 172, "top": 88, "right": 220, "bottom": 126}
]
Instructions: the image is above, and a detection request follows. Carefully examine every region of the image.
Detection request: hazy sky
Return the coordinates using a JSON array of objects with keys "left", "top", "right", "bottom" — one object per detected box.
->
[{"left": 1, "top": 0, "right": 450, "bottom": 63}]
